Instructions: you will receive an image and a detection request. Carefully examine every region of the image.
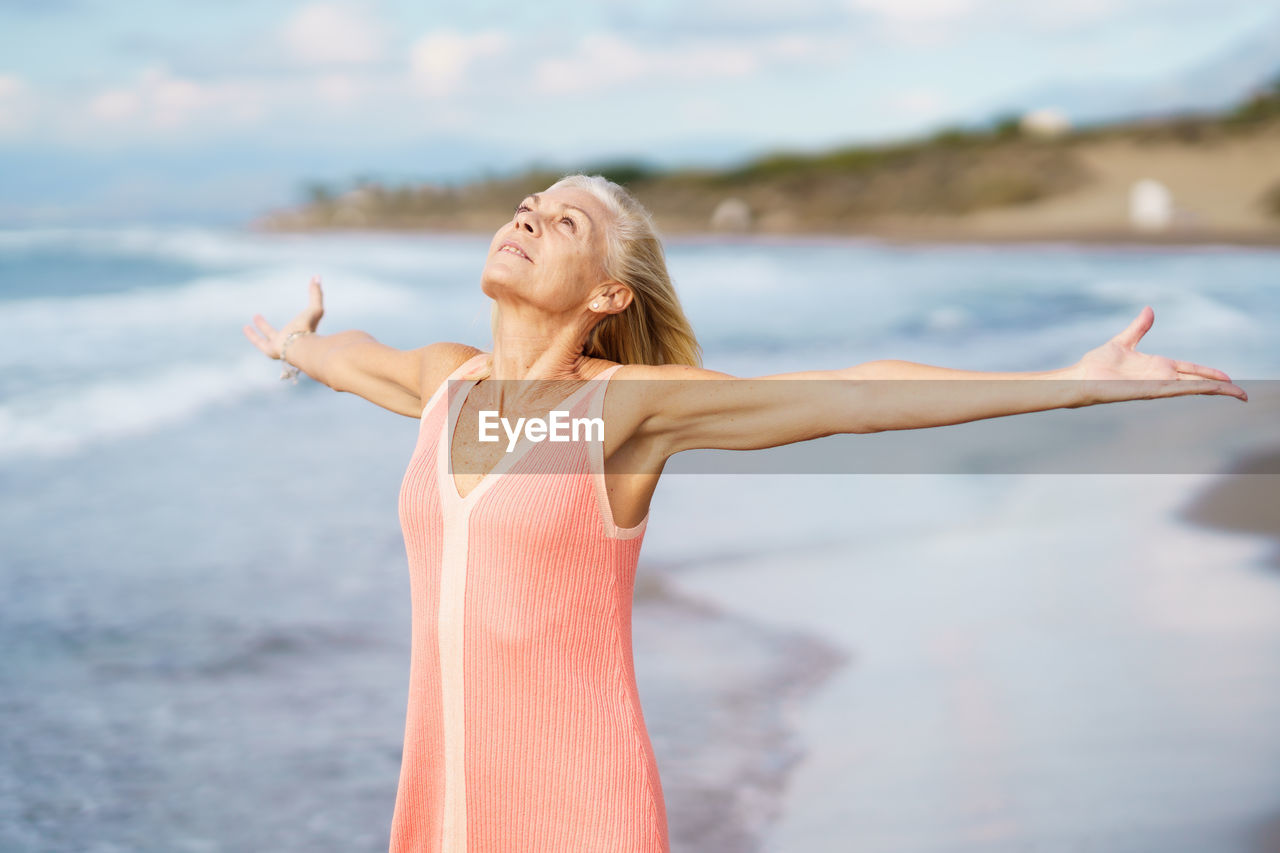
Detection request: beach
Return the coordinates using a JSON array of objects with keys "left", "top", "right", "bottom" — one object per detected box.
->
[{"left": 2, "top": 227, "right": 1279, "bottom": 851}]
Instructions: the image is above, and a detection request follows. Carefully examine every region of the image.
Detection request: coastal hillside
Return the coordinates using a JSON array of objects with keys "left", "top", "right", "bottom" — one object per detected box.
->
[{"left": 257, "top": 80, "right": 1280, "bottom": 245}]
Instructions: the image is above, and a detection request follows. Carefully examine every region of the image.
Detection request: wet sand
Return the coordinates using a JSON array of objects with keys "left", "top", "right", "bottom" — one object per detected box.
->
[
  {"left": 662, "top": 467, "right": 1280, "bottom": 852},
  {"left": 1178, "top": 446, "right": 1280, "bottom": 568},
  {"left": 1179, "top": 448, "right": 1280, "bottom": 853},
  {"left": 1180, "top": 447, "right": 1280, "bottom": 852},
  {"left": 631, "top": 568, "right": 849, "bottom": 852}
]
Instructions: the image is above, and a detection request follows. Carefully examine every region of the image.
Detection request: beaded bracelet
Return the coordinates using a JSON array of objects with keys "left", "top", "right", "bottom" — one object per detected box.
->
[{"left": 279, "top": 329, "right": 315, "bottom": 384}]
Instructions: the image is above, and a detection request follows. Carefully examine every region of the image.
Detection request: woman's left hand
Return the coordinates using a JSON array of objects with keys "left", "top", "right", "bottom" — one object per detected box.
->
[{"left": 1071, "top": 306, "right": 1247, "bottom": 404}]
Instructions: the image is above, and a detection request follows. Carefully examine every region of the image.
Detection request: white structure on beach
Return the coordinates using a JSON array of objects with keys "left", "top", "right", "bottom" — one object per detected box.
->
[
  {"left": 1129, "top": 179, "right": 1173, "bottom": 231},
  {"left": 1020, "top": 107, "right": 1071, "bottom": 138},
  {"left": 710, "top": 197, "right": 753, "bottom": 233}
]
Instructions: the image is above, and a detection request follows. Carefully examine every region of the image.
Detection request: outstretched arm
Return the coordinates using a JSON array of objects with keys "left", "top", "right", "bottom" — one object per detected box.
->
[
  {"left": 242, "top": 277, "right": 479, "bottom": 418},
  {"left": 627, "top": 306, "right": 1246, "bottom": 457}
]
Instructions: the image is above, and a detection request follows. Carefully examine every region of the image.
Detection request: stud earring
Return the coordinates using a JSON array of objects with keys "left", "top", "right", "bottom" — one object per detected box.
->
[{"left": 591, "top": 302, "right": 599, "bottom": 308}]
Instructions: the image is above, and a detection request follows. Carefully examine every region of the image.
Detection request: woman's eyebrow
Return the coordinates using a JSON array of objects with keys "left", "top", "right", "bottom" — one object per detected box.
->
[{"left": 528, "top": 193, "right": 594, "bottom": 228}]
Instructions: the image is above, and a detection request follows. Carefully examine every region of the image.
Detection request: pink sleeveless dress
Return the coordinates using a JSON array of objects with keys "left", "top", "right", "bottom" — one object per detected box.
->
[{"left": 391, "top": 353, "right": 669, "bottom": 852}]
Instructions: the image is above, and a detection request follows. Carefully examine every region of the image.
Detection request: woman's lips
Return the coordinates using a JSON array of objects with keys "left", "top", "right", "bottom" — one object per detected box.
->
[{"left": 498, "top": 241, "right": 532, "bottom": 262}]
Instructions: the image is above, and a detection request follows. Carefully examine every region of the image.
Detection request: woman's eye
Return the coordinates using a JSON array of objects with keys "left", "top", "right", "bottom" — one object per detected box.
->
[{"left": 512, "top": 202, "right": 574, "bottom": 231}]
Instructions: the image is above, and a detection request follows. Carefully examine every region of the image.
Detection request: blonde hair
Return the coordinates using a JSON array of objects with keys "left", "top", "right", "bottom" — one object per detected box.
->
[{"left": 484, "top": 173, "right": 702, "bottom": 371}]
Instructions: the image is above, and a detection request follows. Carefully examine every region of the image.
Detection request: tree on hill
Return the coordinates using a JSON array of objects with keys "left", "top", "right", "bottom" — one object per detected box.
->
[{"left": 1228, "top": 70, "right": 1280, "bottom": 123}]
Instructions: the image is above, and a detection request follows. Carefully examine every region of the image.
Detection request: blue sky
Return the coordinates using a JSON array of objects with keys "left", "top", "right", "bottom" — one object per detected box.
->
[{"left": 1, "top": 0, "right": 1277, "bottom": 224}]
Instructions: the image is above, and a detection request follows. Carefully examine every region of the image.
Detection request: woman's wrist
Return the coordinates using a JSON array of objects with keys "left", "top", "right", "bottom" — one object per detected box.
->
[
  {"left": 280, "top": 329, "right": 314, "bottom": 361},
  {"left": 279, "top": 329, "right": 316, "bottom": 382}
]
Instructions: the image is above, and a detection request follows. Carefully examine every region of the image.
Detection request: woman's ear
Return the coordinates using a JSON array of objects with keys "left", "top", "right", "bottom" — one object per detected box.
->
[{"left": 596, "top": 282, "right": 633, "bottom": 313}]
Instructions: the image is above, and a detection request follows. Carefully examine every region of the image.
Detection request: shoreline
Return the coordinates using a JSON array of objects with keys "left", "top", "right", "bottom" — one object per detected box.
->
[
  {"left": 1177, "top": 445, "right": 1280, "bottom": 568},
  {"left": 248, "top": 220, "right": 1280, "bottom": 250},
  {"left": 251, "top": 122, "right": 1280, "bottom": 252},
  {"left": 631, "top": 565, "right": 850, "bottom": 851}
]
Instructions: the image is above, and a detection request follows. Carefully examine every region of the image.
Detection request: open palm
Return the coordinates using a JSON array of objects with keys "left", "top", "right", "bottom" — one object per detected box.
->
[
  {"left": 242, "top": 276, "right": 325, "bottom": 359},
  {"left": 1073, "top": 306, "right": 1247, "bottom": 404}
]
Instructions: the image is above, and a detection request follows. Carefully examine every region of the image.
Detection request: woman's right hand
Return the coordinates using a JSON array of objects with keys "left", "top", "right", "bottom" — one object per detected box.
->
[{"left": 243, "top": 276, "right": 325, "bottom": 360}]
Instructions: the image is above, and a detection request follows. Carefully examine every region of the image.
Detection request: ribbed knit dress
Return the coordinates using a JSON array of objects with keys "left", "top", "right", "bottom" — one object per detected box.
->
[{"left": 391, "top": 353, "right": 669, "bottom": 852}]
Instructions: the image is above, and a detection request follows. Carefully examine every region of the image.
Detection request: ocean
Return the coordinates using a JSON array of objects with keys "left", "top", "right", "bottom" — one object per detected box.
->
[{"left": 2, "top": 227, "right": 1279, "bottom": 852}]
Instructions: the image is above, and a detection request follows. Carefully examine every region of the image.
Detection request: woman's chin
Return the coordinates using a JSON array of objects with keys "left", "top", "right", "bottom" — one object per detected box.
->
[{"left": 479, "top": 272, "right": 514, "bottom": 300}]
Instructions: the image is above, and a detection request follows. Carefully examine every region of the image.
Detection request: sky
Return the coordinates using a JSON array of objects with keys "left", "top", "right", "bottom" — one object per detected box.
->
[{"left": 0, "top": 0, "right": 1277, "bottom": 224}]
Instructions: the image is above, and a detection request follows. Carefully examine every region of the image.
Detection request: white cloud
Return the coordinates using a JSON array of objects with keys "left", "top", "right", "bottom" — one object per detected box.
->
[
  {"left": 530, "top": 31, "right": 858, "bottom": 96},
  {"left": 534, "top": 33, "right": 771, "bottom": 96},
  {"left": 409, "top": 30, "right": 510, "bottom": 97},
  {"left": 846, "top": 0, "right": 977, "bottom": 23},
  {"left": 315, "top": 73, "right": 361, "bottom": 104},
  {"left": 0, "top": 74, "right": 31, "bottom": 136},
  {"left": 884, "top": 88, "right": 947, "bottom": 119},
  {"left": 1022, "top": 0, "right": 1118, "bottom": 33},
  {"left": 89, "top": 89, "right": 141, "bottom": 121},
  {"left": 847, "top": 0, "right": 1176, "bottom": 38},
  {"left": 0, "top": 75, "right": 24, "bottom": 99},
  {"left": 86, "top": 67, "right": 266, "bottom": 131},
  {"left": 282, "top": 3, "right": 386, "bottom": 66}
]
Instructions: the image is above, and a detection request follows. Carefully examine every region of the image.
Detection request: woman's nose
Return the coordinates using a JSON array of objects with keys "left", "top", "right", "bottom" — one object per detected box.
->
[{"left": 515, "top": 210, "right": 538, "bottom": 234}]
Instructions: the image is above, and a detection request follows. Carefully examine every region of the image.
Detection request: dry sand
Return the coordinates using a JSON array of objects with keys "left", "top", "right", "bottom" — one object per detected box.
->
[{"left": 846, "top": 127, "right": 1280, "bottom": 246}]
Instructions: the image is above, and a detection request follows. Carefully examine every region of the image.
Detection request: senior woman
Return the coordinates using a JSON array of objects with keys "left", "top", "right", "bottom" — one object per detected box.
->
[{"left": 242, "top": 174, "right": 1245, "bottom": 852}]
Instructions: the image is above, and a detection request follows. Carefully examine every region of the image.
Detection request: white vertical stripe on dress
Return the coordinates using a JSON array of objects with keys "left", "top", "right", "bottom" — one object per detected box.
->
[{"left": 437, "top": 383, "right": 471, "bottom": 851}]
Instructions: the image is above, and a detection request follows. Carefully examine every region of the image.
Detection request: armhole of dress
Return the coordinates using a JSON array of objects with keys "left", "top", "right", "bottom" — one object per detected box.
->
[
  {"left": 419, "top": 352, "right": 488, "bottom": 419},
  {"left": 588, "top": 364, "right": 648, "bottom": 540}
]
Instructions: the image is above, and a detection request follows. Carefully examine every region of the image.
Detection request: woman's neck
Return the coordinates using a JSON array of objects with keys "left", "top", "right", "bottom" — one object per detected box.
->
[{"left": 487, "top": 303, "right": 596, "bottom": 382}]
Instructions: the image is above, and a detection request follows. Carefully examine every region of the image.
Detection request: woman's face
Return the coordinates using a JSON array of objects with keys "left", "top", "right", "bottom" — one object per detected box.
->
[{"left": 481, "top": 186, "right": 614, "bottom": 313}]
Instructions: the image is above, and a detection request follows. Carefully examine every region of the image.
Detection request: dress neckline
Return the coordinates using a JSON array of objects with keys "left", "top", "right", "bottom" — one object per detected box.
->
[{"left": 443, "top": 361, "right": 621, "bottom": 506}]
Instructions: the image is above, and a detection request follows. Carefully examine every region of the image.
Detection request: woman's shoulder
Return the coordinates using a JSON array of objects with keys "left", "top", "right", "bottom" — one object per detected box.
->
[
  {"left": 419, "top": 343, "right": 487, "bottom": 395},
  {"left": 608, "top": 361, "right": 735, "bottom": 381},
  {"left": 599, "top": 362, "right": 737, "bottom": 418}
]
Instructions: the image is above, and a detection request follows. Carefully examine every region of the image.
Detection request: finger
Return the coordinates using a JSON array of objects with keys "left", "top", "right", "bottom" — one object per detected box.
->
[
  {"left": 242, "top": 322, "right": 266, "bottom": 345},
  {"left": 252, "top": 314, "right": 276, "bottom": 338},
  {"left": 310, "top": 277, "right": 323, "bottom": 309},
  {"left": 1173, "top": 373, "right": 1248, "bottom": 400},
  {"left": 242, "top": 324, "right": 271, "bottom": 356},
  {"left": 1114, "top": 305, "right": 1153, "bottom": 349},
  {"left": 1164, "top": 377, "right": 1248, "bottom": 401},
  {"left": 1173, "top": 359, "right": 1230, "bottom": 382}
]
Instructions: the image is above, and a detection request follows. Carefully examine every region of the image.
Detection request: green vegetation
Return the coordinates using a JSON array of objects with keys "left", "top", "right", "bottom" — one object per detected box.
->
[
  {"left": 1228, "top": 73, "right": 1280, "bottom": 125},
  {"left": 989, "top": 113, "right": 1024, "bottom": 140},
  {"left": 302, "top": 182, "right": 335, "bottom": 205},
  {"left": 574, "top": 159, "right": 656, "bottom": 187}
]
